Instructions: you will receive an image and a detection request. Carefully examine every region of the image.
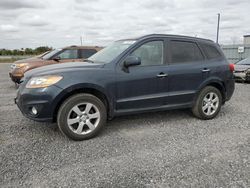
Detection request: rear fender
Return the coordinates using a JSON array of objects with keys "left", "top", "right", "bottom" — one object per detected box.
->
[{"left": 193, "top": 77, "right": 226, "bottom": 105}]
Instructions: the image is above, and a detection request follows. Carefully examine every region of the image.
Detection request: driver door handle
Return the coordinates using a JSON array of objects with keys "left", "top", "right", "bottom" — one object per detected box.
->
[
  {"left": 157, "top": 73, "right": 168, "bottom": 78},
  {"left": 202, "top": 68, "right": 210, "bottom": 73}
]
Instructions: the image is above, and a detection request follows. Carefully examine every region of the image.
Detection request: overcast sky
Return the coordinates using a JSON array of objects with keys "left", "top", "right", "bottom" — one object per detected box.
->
[{"left": 0, "top": 0, "right": 249, "bottom": 49}]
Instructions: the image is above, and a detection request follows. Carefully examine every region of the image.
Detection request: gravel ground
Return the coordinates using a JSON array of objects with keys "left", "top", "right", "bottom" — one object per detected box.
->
[{"left": 0, "top": 63, "right": 249, "bottom": 188}]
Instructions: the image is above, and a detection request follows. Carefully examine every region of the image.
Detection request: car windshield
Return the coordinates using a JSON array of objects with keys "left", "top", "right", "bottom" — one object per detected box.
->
[
  {"left": 236, "top": 58, "right": 250, "bottom": 65},
  {"left": 42, "top": 49, "right": 61, "bottom": 60},
  {"left": 88, "top": 40, "right": 136, "bottom": 64}
]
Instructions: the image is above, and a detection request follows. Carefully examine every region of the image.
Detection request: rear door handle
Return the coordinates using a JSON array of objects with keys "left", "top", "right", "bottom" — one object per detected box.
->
[
  {"left": 202, "top": 68, "right": 210, "bottom": 73},
  {"left": 157, "top": 73, "right": 168, "bottom": 78}
]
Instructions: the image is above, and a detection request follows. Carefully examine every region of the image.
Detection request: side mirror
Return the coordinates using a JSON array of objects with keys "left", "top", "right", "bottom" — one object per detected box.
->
[
  {"left": 53, "top": 56, "right": 61, "bottom": 62},
  {"left": 124, "top": 55, "right": 141, "bottom": 68}
]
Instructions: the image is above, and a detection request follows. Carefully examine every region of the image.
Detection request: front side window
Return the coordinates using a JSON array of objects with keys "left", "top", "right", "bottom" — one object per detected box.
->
[
  {"left": 131, "top": 41, "right": 163, "bottom": 66},
  {"left": 170, "top": 41, "right": 203, "bottom": 64},
  {"left": 57, "top": 49, "right": 78, "bottom": 59},
  {"left": 89, "top": 40, "right": 136, "bottom": 64},
  {"left": 42, "top": 49, "right": 61, "bottom": 60}
]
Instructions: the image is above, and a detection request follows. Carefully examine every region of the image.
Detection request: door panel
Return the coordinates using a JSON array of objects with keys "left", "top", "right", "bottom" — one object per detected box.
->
[
  {"left": 167, "top": 62, "right": 204, "bottom": 105},
  {"left": 116, "top": 65, "right": 168, "bottom": 111},
  {"left": 59, "top": 59, "right": 80, "bottom": 63},
  {"left": 167, "top": 40, "right": 205, "bottom": 105},
  {"left": 115, "top": 40, "right": 169, "bottom": 112}
]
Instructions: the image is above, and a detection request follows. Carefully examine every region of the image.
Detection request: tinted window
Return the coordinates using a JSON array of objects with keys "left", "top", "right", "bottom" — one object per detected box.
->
[
  {"left": 80, "top": 49, "right": 97, "bottom": 59},
  {"left": 170, "top": 41, "right": 203, "bottom": 64},
  {"left": 131, "top": 41, "right": 163, "bottom": 66},
  {"left": 57, "top": 49, "right": 78, "bottom": 59},
  {"left": 200, "top": 43, "right": 222, "bottom": 59}
]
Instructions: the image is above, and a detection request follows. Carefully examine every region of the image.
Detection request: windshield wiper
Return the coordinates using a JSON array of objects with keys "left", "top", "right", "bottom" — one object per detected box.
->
[{"left": 83, "top": 59, "right": 94, "bottom": 63}]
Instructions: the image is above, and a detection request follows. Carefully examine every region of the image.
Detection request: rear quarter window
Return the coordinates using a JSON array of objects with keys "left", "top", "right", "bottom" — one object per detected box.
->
[{"left": 200, "top": 43, "right": 223, "bottom": 60}]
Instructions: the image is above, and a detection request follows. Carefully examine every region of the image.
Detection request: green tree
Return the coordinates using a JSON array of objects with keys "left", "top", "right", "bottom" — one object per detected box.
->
[
  {"left": 34, "top": 46, "right": 52, "bottom": 55},
  {"left": 24, "top": 48, "right": 33, "bottom": 55},
  {"left": 0, "top": 46, "right": 53, "bottom": 56}
]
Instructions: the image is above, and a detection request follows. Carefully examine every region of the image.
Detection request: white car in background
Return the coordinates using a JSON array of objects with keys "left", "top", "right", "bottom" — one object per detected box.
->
[{"left": 234, "top": 58, "right": 250, "bottom": 82}]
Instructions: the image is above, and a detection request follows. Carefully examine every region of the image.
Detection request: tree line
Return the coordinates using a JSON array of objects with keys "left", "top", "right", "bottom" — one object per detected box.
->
[{"left": 0, "top": 46, "right": 53, "bottom": 56}]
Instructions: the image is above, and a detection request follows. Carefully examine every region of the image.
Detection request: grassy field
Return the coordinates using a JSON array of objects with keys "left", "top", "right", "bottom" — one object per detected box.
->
[{"left": 0, "top": 56, "right": 32, "bottom": 63}]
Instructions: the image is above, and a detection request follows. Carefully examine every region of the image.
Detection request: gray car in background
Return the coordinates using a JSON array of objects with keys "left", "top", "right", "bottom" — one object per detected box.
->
[{"left": 234, "top": 58, "right": 250, "bottom": 82}]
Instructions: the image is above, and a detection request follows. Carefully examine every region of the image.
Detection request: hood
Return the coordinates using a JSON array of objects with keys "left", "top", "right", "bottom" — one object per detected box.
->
[
  {"left": 234, "top": 64, "right": 250, "bottom": 72},
  {"left": 14, "top": 57, "right": 43, "bottom": 64},
  {"left": 24, "top": 62, "right": 104, "bottom": 78}
]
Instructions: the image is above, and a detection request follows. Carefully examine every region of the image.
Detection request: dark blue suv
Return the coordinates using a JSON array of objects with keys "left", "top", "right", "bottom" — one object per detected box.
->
[{"left": 15, "top": 34, "right": 235, "bottom": 140}]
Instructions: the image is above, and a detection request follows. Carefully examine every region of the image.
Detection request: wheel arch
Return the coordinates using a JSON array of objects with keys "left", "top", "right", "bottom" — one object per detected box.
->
[
  {"left": 52, "top": 84, "right": 113, "bottom": 122},
  {"left": 196, "top": 78, "right": 226, "bottom": 104}
]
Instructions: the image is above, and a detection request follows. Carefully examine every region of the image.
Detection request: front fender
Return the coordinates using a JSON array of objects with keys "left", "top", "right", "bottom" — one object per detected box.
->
[
  {"left": 51, "top": 83, "right": 115, "bottom": 121},
  {"left": 61, "top": 83, "right": 108, "bottom": 96}
]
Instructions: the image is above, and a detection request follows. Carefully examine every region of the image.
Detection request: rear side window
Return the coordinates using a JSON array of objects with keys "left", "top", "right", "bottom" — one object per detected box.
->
[
  {"left": 200, "top": 43, "right": 222, "bottom": 60},
  {"left": 170, "top": 41, "right": 203, "bottom": 64},
  {"left": 79, "top": 49, "right": 97, "bottom": 59}
]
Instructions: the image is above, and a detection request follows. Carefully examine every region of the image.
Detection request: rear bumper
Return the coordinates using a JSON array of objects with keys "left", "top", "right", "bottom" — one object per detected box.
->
[{"left": 225, "top": 78, "right": 235, "bottom": 101}]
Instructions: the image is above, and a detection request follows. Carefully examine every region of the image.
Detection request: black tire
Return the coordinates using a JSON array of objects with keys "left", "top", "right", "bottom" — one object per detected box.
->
[
  {"left": 14, "top": 82, "right": 19, "bottom": 89},
  {"left": 57, "top": 93, "right": 107, "bottom": 141},
  {"left": 192, "top": 86, "right": 222, "bottom": 120}
]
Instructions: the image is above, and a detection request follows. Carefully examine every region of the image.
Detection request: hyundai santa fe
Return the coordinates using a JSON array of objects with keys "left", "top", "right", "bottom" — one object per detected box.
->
[{"left": 15, "top": 34, "right": 235, "bottom": 140}]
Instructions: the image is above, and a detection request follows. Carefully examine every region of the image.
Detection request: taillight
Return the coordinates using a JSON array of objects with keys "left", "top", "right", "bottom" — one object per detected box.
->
[{"left": 229, "top": 63, "right": 235, "bottom": 72}]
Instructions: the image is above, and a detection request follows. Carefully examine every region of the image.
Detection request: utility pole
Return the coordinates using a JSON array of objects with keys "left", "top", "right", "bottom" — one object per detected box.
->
[
  {"left": 216, "top": 13, "right": 220, "bottom": 44},
  {"left": 80, "top": 36, "right": 83, "bottom": 46}
]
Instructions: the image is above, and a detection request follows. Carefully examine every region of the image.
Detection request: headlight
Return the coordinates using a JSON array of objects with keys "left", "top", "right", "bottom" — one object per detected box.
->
[
  {"left": 26, "top": 75, "right": 63, "bottom": 88},
  {"left": 15, "top": 63, "right": 28, "bottom": 68}
]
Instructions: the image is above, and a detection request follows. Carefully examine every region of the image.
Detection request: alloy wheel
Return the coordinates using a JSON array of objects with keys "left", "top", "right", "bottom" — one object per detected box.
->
[
  {"left": 67, "top": 102, "right": 100, "bottom": 135},
  {"left": 202, "top": 92, "right": 219, "bottom": 116}
]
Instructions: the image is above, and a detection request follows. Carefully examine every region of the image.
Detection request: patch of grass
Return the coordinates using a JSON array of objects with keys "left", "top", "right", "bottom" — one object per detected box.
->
[{"left": 0, "top": 57, "right": 28, "bottom": 63}]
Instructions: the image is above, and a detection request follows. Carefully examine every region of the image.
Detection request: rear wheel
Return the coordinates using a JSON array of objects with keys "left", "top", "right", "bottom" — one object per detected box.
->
[
  {"left": 57, "top": 93, "right": 107, "bottom": 140},
  {"left": 192, "top": 86, "right": 222, "bottom": 120}
]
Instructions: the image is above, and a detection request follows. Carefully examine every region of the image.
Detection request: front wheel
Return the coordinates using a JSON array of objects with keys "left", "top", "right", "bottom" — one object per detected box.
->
[
  {"left": 57, "top": 93, "right": 107, "bottom": 141},
  {"left": 192, "top": 86, "right": 222, "bottom": 120}
]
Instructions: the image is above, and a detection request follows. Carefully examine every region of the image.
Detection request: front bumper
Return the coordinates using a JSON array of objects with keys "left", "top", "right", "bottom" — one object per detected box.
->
[
  {"left": 9, "top": 72, "right": 22, "bottom": 83},
  {"left": 234, "top": 72, "right": 250, "bottom": 82},
  {"left": 9, "top": 67, "right": 25, "bottom": 83},
  {"left": 15, "top": 83, "right": 63, "bottom": 122}
]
